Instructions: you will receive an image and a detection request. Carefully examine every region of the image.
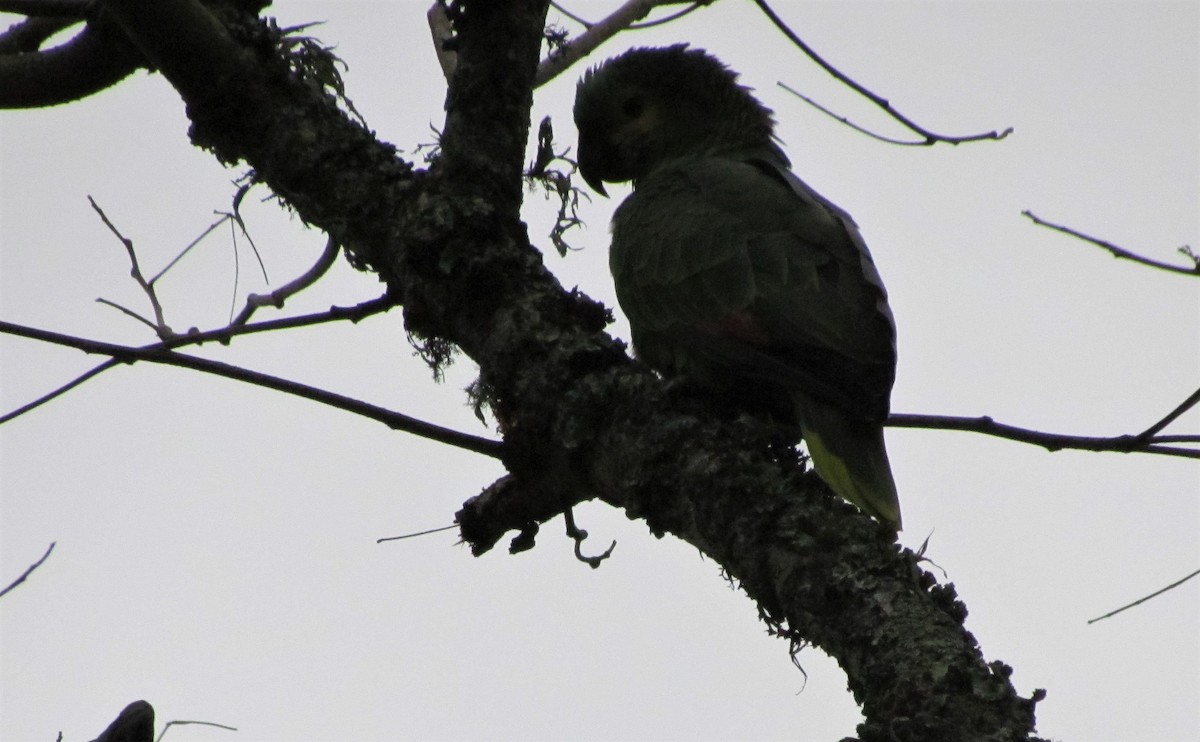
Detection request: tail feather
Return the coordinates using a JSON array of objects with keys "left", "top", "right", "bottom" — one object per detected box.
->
[{"left": 800, "top": 403, "right": 901, "bottom": 529}]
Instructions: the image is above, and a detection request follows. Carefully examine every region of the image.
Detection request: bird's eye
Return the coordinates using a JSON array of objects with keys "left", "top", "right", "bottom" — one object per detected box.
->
[{"left": 621, "top": 96, "right": 646, "bottom": 119}]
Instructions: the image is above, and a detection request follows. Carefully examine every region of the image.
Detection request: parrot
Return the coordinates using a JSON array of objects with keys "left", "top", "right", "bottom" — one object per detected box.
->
[{"left": 573, "top": 45, "right": 902, "bottom": 529}]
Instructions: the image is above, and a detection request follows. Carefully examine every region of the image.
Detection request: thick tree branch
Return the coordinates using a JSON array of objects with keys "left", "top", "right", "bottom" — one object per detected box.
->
[
  {"left": 77, "top": 1, "right": 1045, "bottom": 737},
  {"left": 0, "top": 0, "right": 90, "bottom": 16},
  {"left": 0, "top": 17, "right": 143, "bottom": 107},
  {"left": 0, "top": 16, "right": 76, "bottom": 53}
]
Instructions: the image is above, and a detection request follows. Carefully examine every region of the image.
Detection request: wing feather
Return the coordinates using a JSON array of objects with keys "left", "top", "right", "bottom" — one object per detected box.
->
[{"left": 610, "top": 156, "right": 895, "bottom": 422}]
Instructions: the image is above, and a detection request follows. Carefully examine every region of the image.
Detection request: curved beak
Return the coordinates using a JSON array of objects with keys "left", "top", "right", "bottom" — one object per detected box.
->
[{"left": 576, "top": 131, "right": 609, "bottom": 197}]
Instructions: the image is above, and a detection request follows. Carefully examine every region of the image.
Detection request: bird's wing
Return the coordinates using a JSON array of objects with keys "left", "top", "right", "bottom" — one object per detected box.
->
[{"left": 611, "top": 156, "right": 896, "bottom": 421}]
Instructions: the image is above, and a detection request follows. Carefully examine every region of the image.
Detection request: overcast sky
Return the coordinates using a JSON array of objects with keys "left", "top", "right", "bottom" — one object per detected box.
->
[{"left": 2, "top": 2, "right": 1197, "bottom": 740}]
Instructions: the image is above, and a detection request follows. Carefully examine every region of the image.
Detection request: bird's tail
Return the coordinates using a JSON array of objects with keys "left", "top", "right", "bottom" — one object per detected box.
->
[{"left": 799, "top": 402, "right": 902, "bottom": 530}]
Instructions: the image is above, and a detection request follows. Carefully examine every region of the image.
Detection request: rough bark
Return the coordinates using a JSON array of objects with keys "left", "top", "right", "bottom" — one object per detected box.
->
[{"left": 49, "top": 1, "right": 1045, "bottom": 738}]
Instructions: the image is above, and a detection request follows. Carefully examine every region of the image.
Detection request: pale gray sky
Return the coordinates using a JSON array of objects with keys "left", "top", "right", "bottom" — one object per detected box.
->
[{"left": 2, "top": 2, "right": 1197, "bottom": 740}]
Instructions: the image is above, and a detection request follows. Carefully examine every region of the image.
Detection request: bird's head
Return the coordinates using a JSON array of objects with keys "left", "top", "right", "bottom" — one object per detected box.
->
[{"left": 573, "top": 45, "right": 781, "bottom": 195}]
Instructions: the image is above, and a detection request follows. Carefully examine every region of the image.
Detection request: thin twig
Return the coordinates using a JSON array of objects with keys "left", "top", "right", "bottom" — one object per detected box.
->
[
  {"left": 229, "top": 184, "right": 269, "bottom": 284},
  {"left": 1148, "top": 434, "right": 1200, "bottom": 445},
  {"left": 228, "top": 213, "right": 243, "bottom": 322},
  {"left": 887, "top": 409, "right": 1199, "bottom": 460},
  {"left": 0, "top": 359, "right": 116, "bottom": 424},
  {"left": 147, "top": 214, "right": 229, "bottom": 285},
  {"left": 155, "top": 719, "right": 238, "bottom": 742},
  {"left": 222, "top": 197, "right": 269, "bottom": 323},
  {"left": 548, "top": 0, "right": 592, "bottom": 28},
  {"left": 1087, "top": 568, "right": 1200, "bottom": 624},
  {"left": 755, "top": 0, "right": 1012, "bottom": 146},
  {"left": 1, "top": 297, "right": 392, "bottom": 425},
  {"left": 94, "top": 297, "right": 160, "bottom": 332},
  {"left": 777, "top": 82, "right": 926, "bottom": 146},
  {"left": 0, "top": 319, "right": 503, "bottom": 458},
  {"left": 0, "top": 542, "right": 55, "bottom": 599},
  {"left": 230, "top": 236, "right": 340, "bottom": 327},
  {"left": 625, "top": 1, "right": 704, "bottom": 30},
  {"left": 89, "top": 196, "right": 171, "bottom": 336},
  {"left": 550, "top": 0, "right": 705, "bottom": 31},
  {"left": 1137, "top": 386, "right": 1200, "bottom": 441},
  {"left": 564, "top": 507, "right": 616, "bottom": 568},
  {"left": 1023, "top": 210, "right": 1200, "bottom": 276},
  {"left": 377, "top": 524, "right": 459, "bottom": 543}
]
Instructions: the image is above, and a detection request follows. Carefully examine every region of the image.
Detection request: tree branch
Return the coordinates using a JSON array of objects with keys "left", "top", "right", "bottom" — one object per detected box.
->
[
  {"left": 0, "top": 0, "right": 90, "bottom": 17},
  {"left": 90, "top": 196, "right": 172, "bottom": 337},
  {"left": 0, "top": 298, "right": 393, "bottom": 424},
  {"left": 1087, "top": 567, "right": 1200, "bottom": 624},
  {"left": 755, "top": 0, "right": 1011, "bottom": 146},
  {"left": 230, "top": 236, "right": 340, "bottom": 326},
  {"left": 0, "top": 318, "right": 501, "bottom": 457},
  {"left": 0, "top": 15, "right": 77, "bottom": 53},
  {"left": 888, "top": 394, "right": 1200, "bottom": 460},
  {"left": 778, "top": 81, "right": 939, "bottom": 147},
  {"left": 0, "top": 17, "right": 143, "bottom": 107},
  {"left": 535, "top": 0, "right": 701, "bottom": 87},
  {"left": 0, "top": 541, "right": 55, "bottom": 599},
  {"left": 1023, "top": 210, "right": 1200, "bottom": 276},
  {"left": 73, "top": 1, "right": 1046, "bottom": 736},
  {"left": 1136, "top": 386, "right": 1200, "bottom": 440}
]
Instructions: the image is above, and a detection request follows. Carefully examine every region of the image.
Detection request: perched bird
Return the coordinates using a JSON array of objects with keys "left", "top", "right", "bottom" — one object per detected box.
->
[{"left": 574, "top": 45, "right": 902, "bottom": 528}]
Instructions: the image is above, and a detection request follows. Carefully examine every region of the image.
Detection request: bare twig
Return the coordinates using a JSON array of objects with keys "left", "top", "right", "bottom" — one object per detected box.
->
[
  {"left": 1023, "top": 210, "right": 1200, "bottom": 276},
  {"left": 223, "top": 184, "right": 270, "bottom": 324},
  {"left": 95, "top": 297, "right": 161, "bottom": 332},
  {"left": 0, "top": 319, "right": 503, "bottom": 458},
  {"left": 0, "top": 359, "right": 115, "bottom": 424},
  {"left": 624, "top": 1, "right": 705, "bottom": 29},
  {"left": 89, "top": 196, "right": 172, "bottom": 337},
  {"left": 536, "top": 0, "right": 703, "bottom": 87},
  {"left": 1137, "top": 386, "right": 1200, "bottom": 441},
  {"left": 778, "top": 82, "right": 928, "bottom": 146},
  {"left": 549, "top": 0, "right": 706, "bottom": 31},
  {"left": 2, "top": 299, "right": 392, "bottom": 424},
  {"left": 548, "top": 1, "right": 591, "bottom": 28},
  {"left": 564, "top": 507, "right": 616, "bottom": 568},
  {"left": 377, "top": 524, "right": 459, "bottom": 543},
  {"left": 888, "top": 406, "right": 1199, "bottom": 460},
  {"left": 230, "top": 236, "right": 339, "bottom": 326},
  {"left": 146, "top": 214, "right": 229, "bottom": 285},
  {"left": 1, "top": 297, "right": 392, "bottom": 425},
  {"left": 0, "top": 541, "right": 55, "bottom": 599},
  {"left": 155, "top": 719, "right": 237, "bottom": 742},
  {"left": 1087, "top": 568, "right": 1200, "bottom": 624},
  {"left": 755, "top": 0, "right": 1012, "bottom": 146}
]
